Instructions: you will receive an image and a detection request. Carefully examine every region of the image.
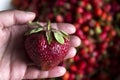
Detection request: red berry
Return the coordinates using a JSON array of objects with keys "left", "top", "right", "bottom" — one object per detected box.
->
[
  {"left": 100, "top": 42, "right": 108, "bottom": 50},
  {"left": 78, "top": 61, "right": 87, "bottom": 70},
  {"left": 82, "top": 25, "right": 89, "bottom": 32},
  {"left": 86, "top": 66, "right": 94, "bottom": 74},
  {"left": 64, "top": 3, "right": 71, "bottom": 10},
  {"left": 83, "top": 12, "right": 92, "bottom": 21},
  {"left": 83, "top": 39, "right": 90, "bottom": 46},
  {"left": 92, "top": 0, "right": 103, "bottom": 7},
  {"left": 24, "top": 21, "right": 70, "bottom": 70},
  {"left": 88, "top": 44, "right": 95, "bottom": 53},
  {"left": 73, "top": 23, "right": 80, "bottom": 30},
  {"left": 101, "top": 11, "right": 107, "bottom": 21},
  {"left": 104, "top": 4, "right": 111, "bottom": 12},
  {"left": 95, "top": 8, "right": 102, "bottom": 16},
  {"left": 47, "top": 13, "right": 54, "bottom": 20},
  {"left": 56, "top": 14, "right": 64, "bottom": 22},
  {"left": 56, "top": 0, "right": 64, "bottom": 6},
  {"left": 78, "top": 1, "right": 87, "bottom": 8},
  {"left": 78, "top": 69, "right": 84, "bottom": 77},
  {"left": 74, "top": 55, "right": 80, "bottom": 62},
  {"left": 69, "top": 73, "right": 75, "bottom": 80},
  {"left": 70, "top": 0, "right": 77, "bottom": 4},
  {"left": 106, "top": 15, "right": 112, "bottom": 22},
  {"left": 100, "top": 32, "right": 107, "bottom": 41},
  {"left": 76, "top": 30, "right": 86, "bottom": 39},
  {"left": 65, "top": 13, "right": 72, "bottom": 23},
  {"left": 63, "top": 71, "right": 70, "bottom": 80},
  {"left": 79, "top": 48, "right": 89, "bottom": 59},
  {"left": 70, "top": 65, "right": 77, "bottom": 72},
  {"left": 103, "top": 26, "right": 111, "bottom": 32},
  {"left": 110, "top": 29, "right": 116, "bottom": 37},
  {"left": 88, "top": 57, "right": 96, "bottom": 65},
  {"left": 77, "top": 17, "right": 84, "bottom": 24},
  {"left": 76, "top": 7, "right": 84, "bottom": 13}
]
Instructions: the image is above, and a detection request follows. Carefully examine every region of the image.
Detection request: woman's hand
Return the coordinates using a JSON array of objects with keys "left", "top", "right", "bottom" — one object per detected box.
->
[{"left": 0, "top": 10, "right": 81, "bottom": 80}]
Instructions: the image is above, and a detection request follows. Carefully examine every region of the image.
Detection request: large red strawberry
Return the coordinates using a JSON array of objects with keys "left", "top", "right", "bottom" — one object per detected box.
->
[{"left": 24, "top": 21, "right": 70, "bottom": 70}]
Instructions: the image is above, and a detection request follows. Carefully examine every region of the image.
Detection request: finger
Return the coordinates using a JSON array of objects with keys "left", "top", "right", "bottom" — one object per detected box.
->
[
  {"left": 33, "top": 23, "right": 76, "bottom": 34},
  {"left": 0, "top": 10, "right": 35, "bottom": 28},
  {"left": 64, "top": 47, "right": 77, "bottom": 60},
  {"left": 57, "top": 23, "right": 76, "bottom": 34},
  {"left": 70, "top": 35, "right": 81, "bottom": 47},
  {"left": 23, "top": 66, "right": 66, "bottom": 79},
  {"left": 39, "top": 23, "right": 59, "bottom": 30},
  {"left": 40, "top": 67, "right": 66, "bottom": 78}
]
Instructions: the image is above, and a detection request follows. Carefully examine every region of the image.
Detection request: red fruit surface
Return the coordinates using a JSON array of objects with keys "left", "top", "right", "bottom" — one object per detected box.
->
[
  {"left": 25, "top": 31, "right": 70, "bottom": 70},
  {"left": 95, "top": 8, "right": 102, "bottom": 16},
  {"left": 78, "top": 61, "right": 87, "bottom": 70}
]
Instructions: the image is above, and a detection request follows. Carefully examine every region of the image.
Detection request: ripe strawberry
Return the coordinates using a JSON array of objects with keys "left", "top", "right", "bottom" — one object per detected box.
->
[{"left": 24, "top": 21, "right": 70, "bottom": 70}]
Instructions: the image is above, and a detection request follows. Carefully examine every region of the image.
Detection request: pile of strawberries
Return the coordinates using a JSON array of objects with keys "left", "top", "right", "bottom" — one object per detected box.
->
[{"left": 12, "top": 0, "right": 120, "bottom": 80}]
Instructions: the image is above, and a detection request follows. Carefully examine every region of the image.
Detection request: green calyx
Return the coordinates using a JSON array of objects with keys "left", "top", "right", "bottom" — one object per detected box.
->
[{"left": 25, "top": 21, "right": 69, "bottom": 44}]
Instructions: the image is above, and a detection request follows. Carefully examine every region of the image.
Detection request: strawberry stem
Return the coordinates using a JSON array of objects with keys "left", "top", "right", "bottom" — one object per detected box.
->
[
  {"left": 46, "top": 20, "right": 52, "bottom": 44},
  {"left": 28, "top": 21, "right": 42, "bottom": 27},
  {"left": 25, "top": 20, "right": 69, "bottom": 44},
  {"left": 47, "top": 20, "right": 51, "bottom": 31}
]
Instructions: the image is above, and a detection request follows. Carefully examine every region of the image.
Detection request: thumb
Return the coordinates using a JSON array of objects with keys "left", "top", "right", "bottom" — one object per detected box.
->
[{"left": 0, "top": 10, "right": 35, "bottom": 28}]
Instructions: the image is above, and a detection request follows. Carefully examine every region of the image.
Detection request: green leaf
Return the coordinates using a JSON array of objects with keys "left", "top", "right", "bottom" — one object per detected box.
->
[
  {"left": 28, "top": 21, "right": 42, "bottom": 27},
  {"left": 46, "top": 31, "right": 52, "bottom": 44},
  {"left": 60, "top": 30, "right": 69, "bottom": 39},
  {"left": 30, "top": 28, "right": 43, "bottom": 34},
  {"left": 60, "top": 30, "right": 68, "bottom": 36},
  {"left": 47, "top": 20, "right": 51, "bottom": 30},
  {"left": 54, "top": 31, "right": 64, "bottom": 44},
  {"left": 25, "top": 27, "right": 43, "bottom": 35}
]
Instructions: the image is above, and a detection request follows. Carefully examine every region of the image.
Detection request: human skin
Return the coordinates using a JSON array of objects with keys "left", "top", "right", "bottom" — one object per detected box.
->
[{"left": 0, "top": 10, "right": 81, "bottom": 80}]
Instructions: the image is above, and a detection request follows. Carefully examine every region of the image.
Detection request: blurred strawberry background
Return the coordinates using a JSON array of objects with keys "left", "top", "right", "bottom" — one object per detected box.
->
[{"left": 11, "top": 0, "right": 120, "bottom": 80}]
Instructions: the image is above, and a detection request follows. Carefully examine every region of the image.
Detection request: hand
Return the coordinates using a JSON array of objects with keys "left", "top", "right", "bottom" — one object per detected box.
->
[{"left": 0, "top": 10, "right": 81, "bottom": 80}]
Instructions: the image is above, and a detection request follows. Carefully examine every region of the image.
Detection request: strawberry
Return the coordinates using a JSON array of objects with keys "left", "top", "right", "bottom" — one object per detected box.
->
[{"left": 24, "top": 21, "right": 70, "bottom": 70}]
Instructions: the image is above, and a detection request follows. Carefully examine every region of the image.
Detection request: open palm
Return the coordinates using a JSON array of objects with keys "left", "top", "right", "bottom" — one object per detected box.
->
[{"left": 0, "top": 10, "right": 81, "bottom": 80}]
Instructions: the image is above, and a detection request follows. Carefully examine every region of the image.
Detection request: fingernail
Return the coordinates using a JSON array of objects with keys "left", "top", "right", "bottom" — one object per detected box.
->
[
  {"left": 26, "top": 11, "right": 36, "bottom": 16},
  {"left": 25, "top": 11, "right": 36, "bottom": 20}
]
